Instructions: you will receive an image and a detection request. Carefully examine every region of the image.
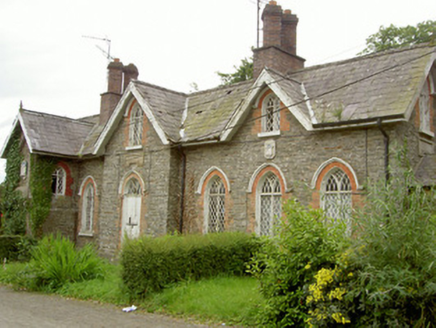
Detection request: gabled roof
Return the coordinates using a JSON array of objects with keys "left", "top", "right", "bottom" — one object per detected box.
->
[
  {"left": 293, "top": 44, "right": 436, "bottom": 126},
  {"left": 2, "top": 44, "right": 435, "bottom": 160},
  {"left": 1, "top": 109, "right": 95, "bottom": 158}
]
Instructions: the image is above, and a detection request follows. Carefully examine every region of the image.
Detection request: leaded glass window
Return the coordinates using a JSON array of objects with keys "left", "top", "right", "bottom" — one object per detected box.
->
[
  {"left": 262, "top": 96, "right": 280, "bottom": 132},
  {"left": 52, "top": 167, "right": 66, "bottom": 195},
  {"left": 81, "top": 184, "right": 94, "bottom": 233},
  {"left": 206, "top": 177, "right": 225, "bottom": 233},
  {"left": 125, "top": 178, "right": 142, "bottom": 195},
  {"left": 129, "top": 106, "right": 143, "bottom": 146},
  {"left": 322, "top": 168, "right": 352, "bottom": 221},
  {"left": 259, "top": 172, "right": 281, "bottom": 236}
]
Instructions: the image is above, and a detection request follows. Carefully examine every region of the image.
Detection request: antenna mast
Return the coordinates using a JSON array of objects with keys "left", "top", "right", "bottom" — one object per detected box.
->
[
  {"left": 257, "top": 0, "right": 260, "bottom": 48},
  {"left": 82, "top": 35, "right": 113, "bottom": 61}
]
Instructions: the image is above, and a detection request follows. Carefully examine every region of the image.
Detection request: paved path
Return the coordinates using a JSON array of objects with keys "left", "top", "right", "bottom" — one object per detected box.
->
[{"left": 0, "top": 286, "right": 208, "bottom": 328}]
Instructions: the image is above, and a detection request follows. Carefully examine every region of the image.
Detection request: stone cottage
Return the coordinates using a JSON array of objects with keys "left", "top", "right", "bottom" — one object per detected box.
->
[{"left": 1, "top": 1, "right": 436, "bottom": 257}]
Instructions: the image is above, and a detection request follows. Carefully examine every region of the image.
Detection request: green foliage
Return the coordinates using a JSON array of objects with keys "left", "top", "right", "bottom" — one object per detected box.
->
[
  {"left": 307, "top": 153, "right": 436, "bottom": 327},
  {"left": 361, "top": 20, "right": 436, "bottom": 54},
  {"left": 121, "top": 232, "right": 259, "bottom": 297},
  {"left": 0, "top": 236, "right": 20, "bottom": 261},
  {"left": 147, "top": 276, "right": 261, "bottom": 326},
  {"left": 0, "top": 236, "right": 36, "bottom": 262},
  {"left": 29, "top": 155, "right": 55, "bottom": 236},
  {"left": 21, "top": 234, "right": 105, "bottom": 291},
  {"left": 56, "top": 263, "right": 131, "bottom": 305},
  {"left": 1, "top": 134, "right": 27, "bottom": 235},
  {"left": 217, "top": 57, "right": 253, "bottom": 85},
  {"left": 250, "top": 199, "right": 348, "bottom": 327}
]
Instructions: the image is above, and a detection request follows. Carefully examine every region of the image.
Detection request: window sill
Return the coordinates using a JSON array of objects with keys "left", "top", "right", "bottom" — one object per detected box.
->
[
  {"left": 258, "top": 131, "right": 281, "bottom": 138},
  {"left": 125, "top": 145, "right": 143, "bottom": 151},
  {"left": 419, "top": 129, "right": 435, "bottom": 138},
  {"left": 78, "top": 232, "right": 94, "bottom": 237}
]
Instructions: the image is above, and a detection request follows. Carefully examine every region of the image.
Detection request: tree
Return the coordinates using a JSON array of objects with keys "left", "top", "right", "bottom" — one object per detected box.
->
[
  {"left": 361, "top": 20, "right": 436, "bottom": 54},
  {"left": 216, "top": 57, "right": 253, "bottom": 85}
]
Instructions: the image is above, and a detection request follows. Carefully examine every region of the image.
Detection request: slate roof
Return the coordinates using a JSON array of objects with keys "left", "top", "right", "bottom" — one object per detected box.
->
[
  {"left": 21, "top": 109, "right": 94, "bottom": 156},
  {"left": 291, "top": 44, "right": 435, "bottom": 125},
  {"left": 2, "top": 44, "right": 435, "bottom": 161},
  {"left": 133, "top": 81, "right": 186, "bottom": 142},
  {"left": 181, "top": 81, "right": 253, "bottom": 142}
]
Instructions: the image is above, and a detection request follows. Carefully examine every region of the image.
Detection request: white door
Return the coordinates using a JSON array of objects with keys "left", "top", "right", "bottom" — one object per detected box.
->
[{"left": 121, "top": 178, "right": 142, "bottom": 241}]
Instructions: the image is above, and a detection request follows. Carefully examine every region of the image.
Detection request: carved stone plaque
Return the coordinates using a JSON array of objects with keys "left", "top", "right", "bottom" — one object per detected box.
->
[{"left": 264, "top": 140, "right": 276, "bottom": 159}]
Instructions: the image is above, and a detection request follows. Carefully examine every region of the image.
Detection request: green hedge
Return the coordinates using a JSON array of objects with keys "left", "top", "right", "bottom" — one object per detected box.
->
[
  {"left": 121, "top": 232, "right": 259, "bottom": 296},
  {"left": 0, "top": 236, "right": 21, "bottom": 261},
  {"left": 0, "top": 235, "right": 36, "bottom": 262}
]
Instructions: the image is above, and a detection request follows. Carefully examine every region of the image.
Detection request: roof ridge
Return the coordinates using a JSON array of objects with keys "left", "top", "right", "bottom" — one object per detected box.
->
[
  {"left": 21, "top": 109, "right": 95, "bottom": 126},
  {"left": 188, "top": 79, "right": 253, "bottom": 97},
  {"left": 132, "top": 80, "right": 188, "bottom": 96},
  {"left": 299, "top": 43, "right": 436, "bottom": 73}
]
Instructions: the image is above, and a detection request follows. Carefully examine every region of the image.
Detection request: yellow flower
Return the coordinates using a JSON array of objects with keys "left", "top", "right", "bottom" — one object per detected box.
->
[{"left": 305, "top": 263, "right": 311, "bottom": 270}]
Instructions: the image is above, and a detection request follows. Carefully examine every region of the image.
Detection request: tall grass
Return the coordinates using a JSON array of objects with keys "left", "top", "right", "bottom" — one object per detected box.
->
[
  {"left": 25, "top": 234, "right": 105, "bottom": 291},
  {"left": 145, "top": 276, "right": 262, "bottom": 326}
]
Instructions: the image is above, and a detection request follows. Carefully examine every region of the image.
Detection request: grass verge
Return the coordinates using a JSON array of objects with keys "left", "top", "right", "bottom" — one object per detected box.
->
[{"left": 0, "top": 261, "right": 261, "bottom": 327}]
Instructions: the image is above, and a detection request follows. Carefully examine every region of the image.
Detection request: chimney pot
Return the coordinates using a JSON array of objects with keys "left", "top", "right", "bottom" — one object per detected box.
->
[
  {"left": 284, "top": 9, "right": 291, "bottom": 14},
  {"left": 269, "top": 0, "right": 277, "bottom": 5}
]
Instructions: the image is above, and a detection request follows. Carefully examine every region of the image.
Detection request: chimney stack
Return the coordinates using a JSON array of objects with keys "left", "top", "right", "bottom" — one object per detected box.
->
[
  {"left": 99, "top": 59, "right": 139, "bottom": 125},
  {"left": 253, "top": 1, "right": 304, "bottom": 79}
]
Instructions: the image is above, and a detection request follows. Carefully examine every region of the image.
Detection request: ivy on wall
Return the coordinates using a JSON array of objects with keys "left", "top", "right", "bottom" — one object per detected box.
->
[
  {"left": 29, "top": 155, "right": 55, "bottom": 237},
  {"left": 1, "top": 134, "right": 27, "bottom": 235}
]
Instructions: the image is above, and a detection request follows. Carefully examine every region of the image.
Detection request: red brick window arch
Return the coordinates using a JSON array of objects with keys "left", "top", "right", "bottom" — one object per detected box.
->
[
  {"left": 51, "top": 162, "right": 73, "bottom": 196},
  {"left": 248, "top": 164, "right": 287, "bottom": 236},
  {"left": 311, "top": 158, "right": 359, "bottom": 222},
  {"left": 197, "top": 167, "right": 230, "bottom": 234}
]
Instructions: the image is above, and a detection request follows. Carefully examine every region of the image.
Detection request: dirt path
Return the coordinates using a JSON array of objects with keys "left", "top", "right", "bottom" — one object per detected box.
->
[{"left": 0, "top": 286, "right": 209, "bottom": 328}]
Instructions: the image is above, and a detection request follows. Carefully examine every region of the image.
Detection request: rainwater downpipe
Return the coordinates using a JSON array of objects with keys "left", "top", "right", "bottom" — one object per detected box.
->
[
  {"left": 377, "top": 118, "right": 390, "bottom": 185},
  {"left": 178, "top": 145, "right": 186, "bottom": 233}
]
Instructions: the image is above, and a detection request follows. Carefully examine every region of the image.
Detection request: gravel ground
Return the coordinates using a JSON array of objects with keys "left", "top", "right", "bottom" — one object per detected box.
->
[{"left": 0, "top": 286, "right": 210, "bottom": 328}]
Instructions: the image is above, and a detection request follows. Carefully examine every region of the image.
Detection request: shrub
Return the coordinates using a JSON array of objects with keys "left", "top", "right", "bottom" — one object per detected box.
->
[
  {"left": 0, "top": 235, "right": 20, "bottom": 261},
  {"left": 23, "top": 234, "right": 105, "bottom": 291},
  {"left": 121, "top": 232, "right": 259, "bottom": 297},
  {"left": 250, "top": 199, "right": 348, "bottom": 327},
  {"left": 307, "top": 154, "right": 436, "bottom": 327}
]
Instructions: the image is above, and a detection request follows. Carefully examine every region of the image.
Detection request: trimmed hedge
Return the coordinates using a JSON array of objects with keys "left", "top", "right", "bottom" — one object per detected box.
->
[{"left": 121, "top": 232, "right": 259, "bottom": 296}]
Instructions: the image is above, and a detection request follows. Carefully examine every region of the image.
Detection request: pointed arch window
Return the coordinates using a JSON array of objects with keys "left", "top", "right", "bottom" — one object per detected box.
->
[
  {"left": 129, "top": 105, "right": 143, "bottom": 146},
  {"left": 322, "top": 168, "right": 352, "bottom": 221},
  {"left": 205, "top": 176, "right": 226, "bottom": 233},
  {"left": 262, "top": 95, "right": 280, "bottom": 133},
  {"left": 419, "top": 79, "right": 431, "bottom": 134},
  {"left": 81, "top": 184, "right": 94, "bottom": 234},
  {"left": 52, "top": 167, "right": 66, "bottom": 196},
  {"left": 258, "top": 172, "right": 281, "bottom": 236}
]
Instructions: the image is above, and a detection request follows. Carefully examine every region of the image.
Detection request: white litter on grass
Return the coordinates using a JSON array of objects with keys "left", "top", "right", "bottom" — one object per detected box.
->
[{"left": 122, "top": 305, "right": 137, "bottom": 312}]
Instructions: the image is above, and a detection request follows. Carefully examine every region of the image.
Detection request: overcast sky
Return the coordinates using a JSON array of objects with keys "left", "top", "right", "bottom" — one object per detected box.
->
[{"left": 0, "top": 0, "right": 435, "bottom": 182}]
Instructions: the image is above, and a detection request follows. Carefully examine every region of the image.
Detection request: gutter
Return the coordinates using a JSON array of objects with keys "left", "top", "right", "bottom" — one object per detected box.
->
[
  {"left": 313, "top": 114, "right": 404, "bottom": 129},
  {"left": 377, "top": 118, "right": 390, "bottom": 185}
]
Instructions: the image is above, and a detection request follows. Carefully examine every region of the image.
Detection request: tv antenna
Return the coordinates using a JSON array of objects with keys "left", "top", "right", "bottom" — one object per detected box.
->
[{"left": 82, "top": 35, "right": 114, "bottom": 61}]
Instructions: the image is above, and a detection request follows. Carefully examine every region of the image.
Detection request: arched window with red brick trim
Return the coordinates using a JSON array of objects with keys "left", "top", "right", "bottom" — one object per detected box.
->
[
  {"left": 257, "top": 171, "right": 282, "bottom": 236},
  {"left": 321, "top": 167, "right": 352, "bottom": 222},
  {"left": 205, "top": 176, "right": 226, "bottom": 233},
  {"left": 52, "top": 166, "right": 66, "bottom": 196},
  {"left": 312, "top": 158, "right": 359, "bottom": 223}
]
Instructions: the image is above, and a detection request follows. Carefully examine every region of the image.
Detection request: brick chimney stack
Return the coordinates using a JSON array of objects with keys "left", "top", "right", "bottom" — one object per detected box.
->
[
  {"left": 99, "top": 59, "right": 139, "bottom": 125},
  {"left": 253, "top": 1, "right": 305, "bottom": 79}
]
